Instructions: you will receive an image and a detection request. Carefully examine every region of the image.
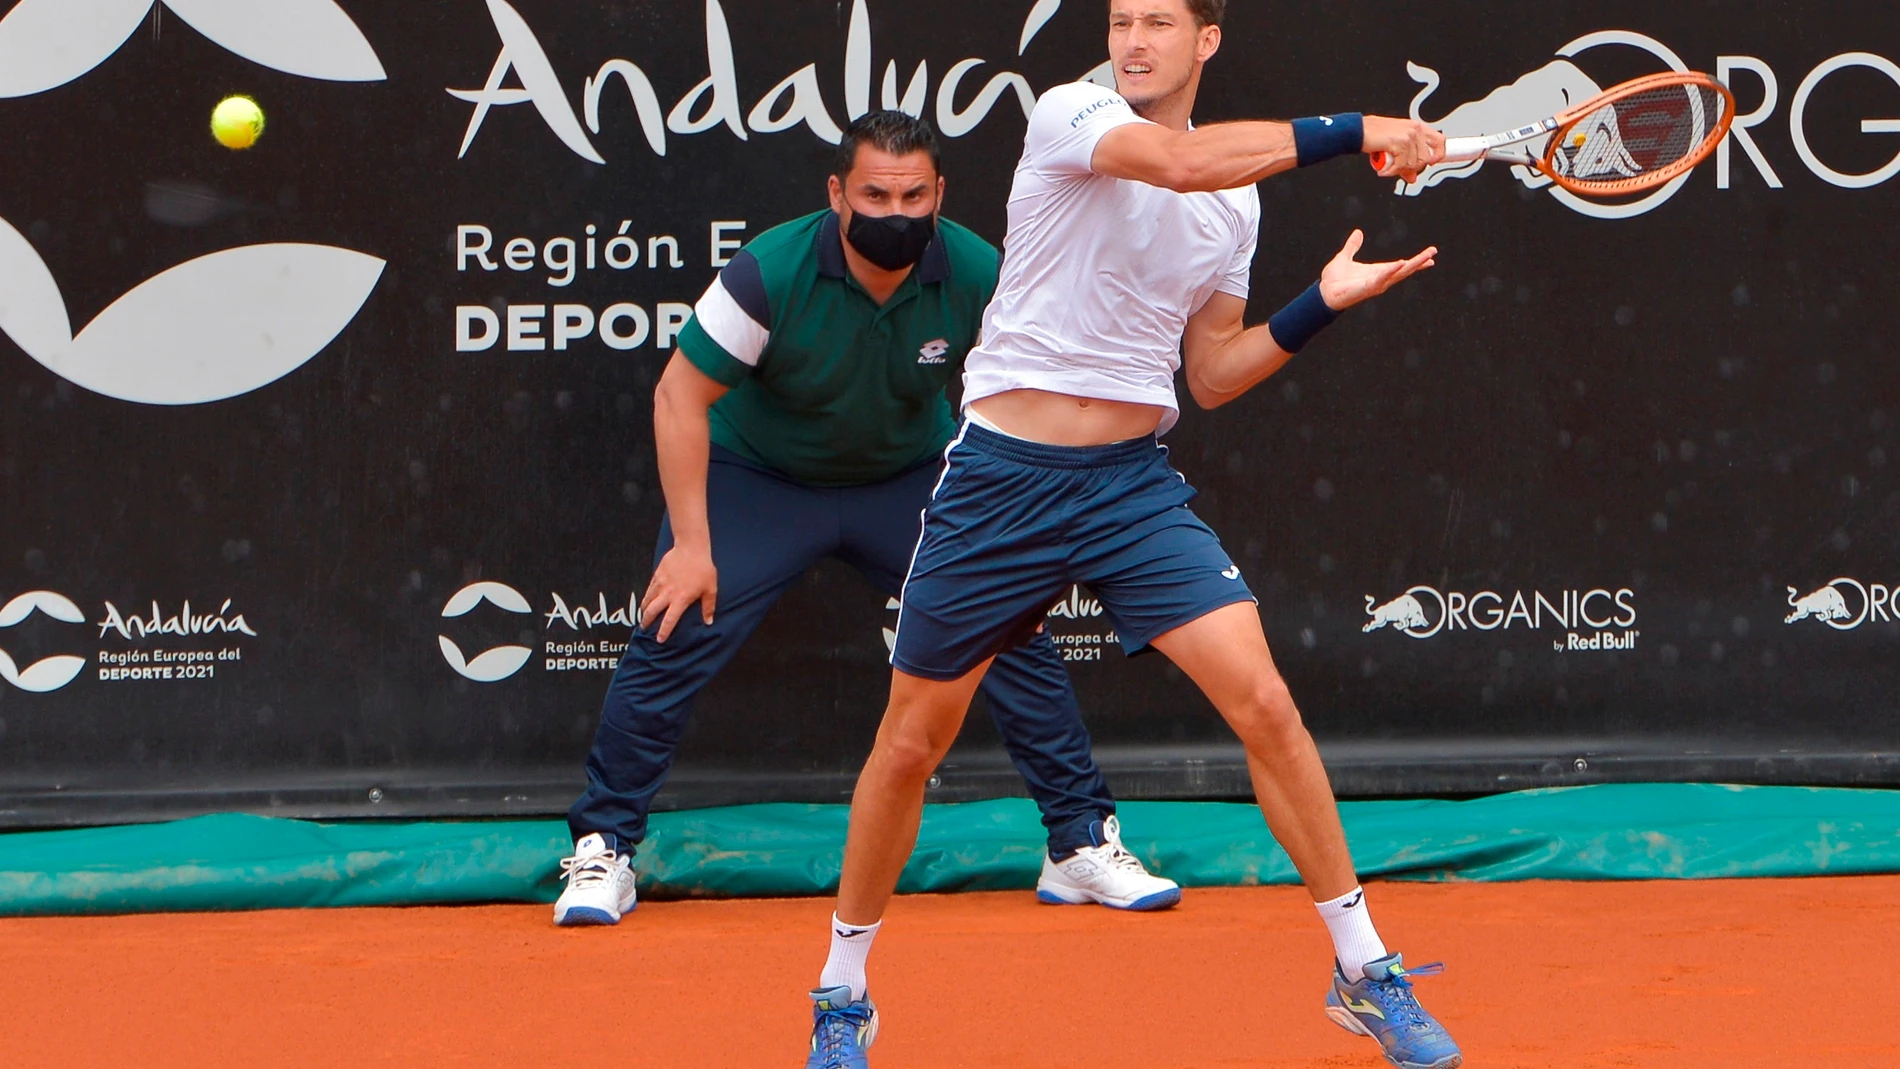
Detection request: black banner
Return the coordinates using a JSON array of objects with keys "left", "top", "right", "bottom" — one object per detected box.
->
[{"left": 2, "top": 0, "right": 1897, "bottom": 826}]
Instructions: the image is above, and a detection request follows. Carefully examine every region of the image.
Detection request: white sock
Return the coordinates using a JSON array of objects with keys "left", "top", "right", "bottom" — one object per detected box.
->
[
  {"left": 1315, "top": 886, "right": 1388, "bottom": 982},
  {"left": 818, "top": 914, "right": 881, "bottom": 1002}
]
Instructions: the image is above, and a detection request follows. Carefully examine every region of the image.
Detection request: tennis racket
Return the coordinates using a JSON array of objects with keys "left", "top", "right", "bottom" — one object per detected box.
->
[{"left": 1372, "top": 71, "right": 1737, "bottom": 197}]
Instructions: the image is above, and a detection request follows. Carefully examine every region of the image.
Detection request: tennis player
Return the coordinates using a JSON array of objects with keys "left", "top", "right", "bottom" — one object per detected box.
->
[
  {"left": 554, "top": 111, "right": 1179, "bottom": 928},
  {"left": 803, "top": 4, "right": 1460, "bottom": 1069}
]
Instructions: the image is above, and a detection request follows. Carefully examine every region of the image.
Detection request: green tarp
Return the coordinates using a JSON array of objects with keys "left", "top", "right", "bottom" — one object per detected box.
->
[{"left": 2, "top": 783, "right": 1897, "bottom": 916}]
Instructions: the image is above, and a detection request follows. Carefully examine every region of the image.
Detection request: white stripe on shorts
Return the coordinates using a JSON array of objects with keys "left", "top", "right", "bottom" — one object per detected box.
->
[{"left": 890, "top": 419, "right": 974, "bottom": 665}]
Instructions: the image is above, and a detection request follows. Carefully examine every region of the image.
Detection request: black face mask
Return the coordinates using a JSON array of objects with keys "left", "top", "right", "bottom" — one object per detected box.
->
[{"left": 842, "top": 209, "right": 937, "bottom": 271}]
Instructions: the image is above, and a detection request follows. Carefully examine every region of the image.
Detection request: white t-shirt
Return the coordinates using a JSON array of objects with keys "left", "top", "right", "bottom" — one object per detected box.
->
[{"left": 963, "top": 81, "right": 1262, "bottom": 435}]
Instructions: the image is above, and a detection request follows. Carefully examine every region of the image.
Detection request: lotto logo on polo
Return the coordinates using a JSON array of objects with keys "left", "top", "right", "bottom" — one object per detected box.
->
[{"left": 918, "top": 338, "right": 950, "bottom": 364}]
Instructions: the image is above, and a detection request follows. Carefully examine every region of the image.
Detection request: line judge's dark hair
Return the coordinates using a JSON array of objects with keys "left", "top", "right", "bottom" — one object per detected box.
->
[
  {"left": 834, "top": 110, "right": 942, "bottom": 180},
  {"left": 1109, "top": 0, "right": 1224, "bottom": 26}
]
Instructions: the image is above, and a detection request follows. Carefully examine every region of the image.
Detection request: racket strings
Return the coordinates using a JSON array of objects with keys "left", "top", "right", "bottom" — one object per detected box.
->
[{"left": 1551, "top": 83, "right": 1730, "bottom": 189}]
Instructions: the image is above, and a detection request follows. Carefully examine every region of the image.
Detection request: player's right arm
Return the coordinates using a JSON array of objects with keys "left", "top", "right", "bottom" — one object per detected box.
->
[
  {"left": 1091, "top": 115, "right": 1441, "bottom": 191},
  {"left": 641, "top": 249, "right": 771, "bottom": 642},
  {"left": 1030, "top": 82, "right": 1441, "bottom": 191}
]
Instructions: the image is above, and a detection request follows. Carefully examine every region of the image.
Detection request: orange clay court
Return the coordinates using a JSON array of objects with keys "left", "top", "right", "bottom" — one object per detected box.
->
[{"left": 2, "top": 877, "right": 1891, "bottom": 1067}]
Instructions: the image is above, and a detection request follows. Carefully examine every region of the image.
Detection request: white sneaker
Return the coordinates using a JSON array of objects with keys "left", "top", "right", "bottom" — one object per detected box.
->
[
  {"left": 1035, "top": 815, "right": 1181, "bottom": 911},
  {"left": 553, "top": 833, "right": 637, "bottom": 926}
]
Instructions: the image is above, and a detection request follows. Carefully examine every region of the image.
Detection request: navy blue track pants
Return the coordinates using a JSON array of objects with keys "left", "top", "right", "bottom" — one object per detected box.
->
[{"left": 568, "top": 448, "right": 1115, "bottom": 854}]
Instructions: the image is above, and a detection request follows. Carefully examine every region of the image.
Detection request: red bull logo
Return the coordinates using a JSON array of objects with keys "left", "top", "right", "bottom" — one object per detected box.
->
[
  {"left": 1362, "top": 593, "right": 1429, "bottom": 634},
  {"left": 1363, "top": 584, "right": 1637, "bottom": 649},
  {"left": 1400, "top": 59, "right": 1606, "bottom": 194},
  {"left": 1783, "top": 579, "right": 1897, "bottom": 630},
  {"left": 1396, "top": 31, "right": 1900, "bottom": 219}
]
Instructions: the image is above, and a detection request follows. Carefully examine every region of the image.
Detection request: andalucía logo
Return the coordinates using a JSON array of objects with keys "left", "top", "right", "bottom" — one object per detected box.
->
[
  {"left": 438, "top": 581, "right": 535, "bottom": 683},
  {"left": 543, "top": 592, "right": 638, "bottom": 672},
  {"left": 1363, "top": 584, "right": 1639, "bottom": 651},
  {"left": 92, "top": 595, "right": 259, "bottom": 682},
  {"left": 1397, "top": 30, "right": 1900, "bottom": 219},
  {"left": 96, "top": 599, "right": 257, "bottom": 640},
  {"left": 0, "top": 0, "right": 387, "bottom": 405},
  {"left": 1783, "top": 578, "right": 1899, "bottom": 631},
  {"left": 439, "top": 583, "right": 640, "bottom": 681},
  {"left": 449, "top": 0, "right": 1067, "bottom": 163},
  {"left": 0, "top": 590, "right": 258, "bottom": 690},
  {"left": 0, "top": 590, "right": 87, "bottom": 693}
]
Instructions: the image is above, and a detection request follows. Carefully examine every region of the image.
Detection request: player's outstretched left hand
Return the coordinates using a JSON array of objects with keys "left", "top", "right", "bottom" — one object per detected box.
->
[{"left": 1318, "top": 230, "right": 1437, "bottom": 312}]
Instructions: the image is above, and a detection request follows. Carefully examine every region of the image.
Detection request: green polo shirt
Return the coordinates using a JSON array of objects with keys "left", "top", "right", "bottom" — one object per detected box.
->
[{"left": 673, "top": 210, "right": 999, "bottom": 487}]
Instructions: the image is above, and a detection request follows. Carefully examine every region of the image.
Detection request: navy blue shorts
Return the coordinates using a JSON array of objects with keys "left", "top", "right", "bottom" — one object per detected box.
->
[{"left": 892, "top": 423, "right": 1258, "bottom": 681}]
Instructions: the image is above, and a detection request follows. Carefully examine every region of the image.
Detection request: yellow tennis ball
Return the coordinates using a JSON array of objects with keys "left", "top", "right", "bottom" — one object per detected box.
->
[{"left": 211, "top": 95, "right": 265, "bottom": 150}]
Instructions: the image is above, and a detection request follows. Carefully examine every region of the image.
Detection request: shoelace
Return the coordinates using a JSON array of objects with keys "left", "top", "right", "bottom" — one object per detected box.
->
[
  {"left": 1099, "top": 826, "right": 1151, "bottom": 873},
  {"left": 559, "top": 849, "right": 620, "bottom": 889},
  {"left": 1367, "top": 963, "right": 1446, "bottom": 1031},
  {"left": 811, "top": 1005, "right": 868, "bottom": 1065}
]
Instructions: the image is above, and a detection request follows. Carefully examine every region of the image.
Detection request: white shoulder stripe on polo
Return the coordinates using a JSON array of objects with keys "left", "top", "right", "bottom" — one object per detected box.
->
[{"left": 694, "top": 276, "right": 770, "bottom": 367}]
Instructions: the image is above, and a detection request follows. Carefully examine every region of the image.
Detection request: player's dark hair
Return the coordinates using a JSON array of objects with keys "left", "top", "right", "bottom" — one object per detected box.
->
[
  {"left": 1109, "top": 0, "right": 1224, "bottom": 26},
  {"left": 835, "top": 111, "right": 942, "bottom": 180},
  {"left": 1189, "top": 0, "right": 1224, "bottom": 25}
]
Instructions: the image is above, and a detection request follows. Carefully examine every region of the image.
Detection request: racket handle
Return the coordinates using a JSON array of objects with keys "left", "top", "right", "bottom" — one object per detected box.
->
[
  {"left": 1443, "top": 136, "right": 1489, "bottom": 162},
  {"left": 1369, "top": 136, "right": 1488, "bottom": 173}
]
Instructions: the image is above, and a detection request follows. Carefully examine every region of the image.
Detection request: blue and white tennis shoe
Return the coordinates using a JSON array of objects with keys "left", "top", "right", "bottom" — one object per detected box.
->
[
  {"left": 805, "top": 985, "right": 878, "bottom": 1069},
  {"left": 1035, "top": 815, "right": 1181, "bottom": 911},
  {"left": 1325, "top": 952, "right": 1462, "bottom": 1069},
  {"left": 552, "top": 833, "right": 636, "bottom": 926}
]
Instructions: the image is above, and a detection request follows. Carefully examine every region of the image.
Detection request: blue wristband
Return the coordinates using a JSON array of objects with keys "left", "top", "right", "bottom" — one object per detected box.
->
[
  {"left": 1291, "top": 113, "right": 1364, "bottom": 167},
  {"left": 1267, "top": 283, "right": 1340, "bottom": 355}
]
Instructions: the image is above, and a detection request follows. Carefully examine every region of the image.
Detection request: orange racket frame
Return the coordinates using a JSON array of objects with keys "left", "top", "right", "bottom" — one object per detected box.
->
[{"left": 1371, "top": 71, "right": 1737, "bottom": 198}]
